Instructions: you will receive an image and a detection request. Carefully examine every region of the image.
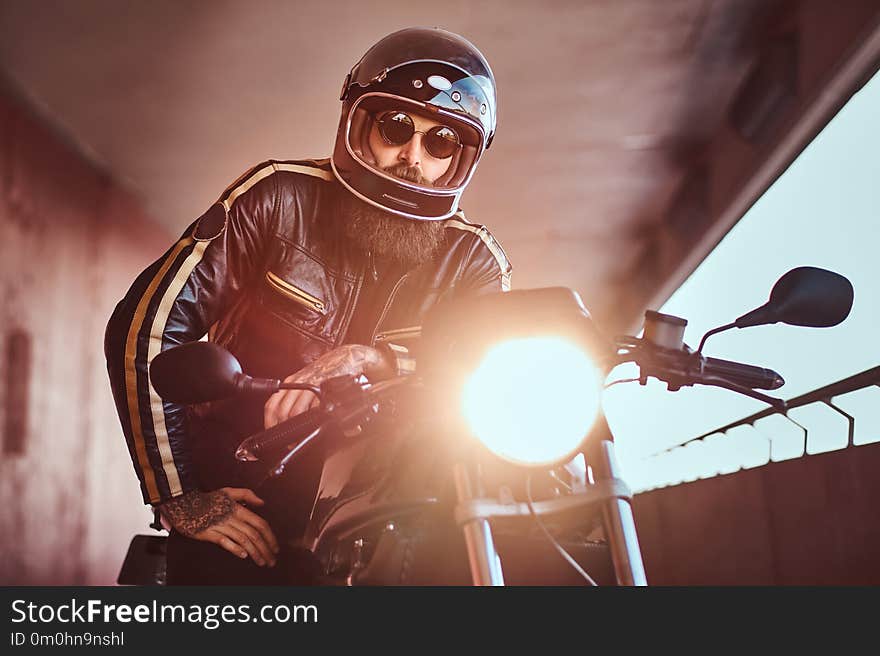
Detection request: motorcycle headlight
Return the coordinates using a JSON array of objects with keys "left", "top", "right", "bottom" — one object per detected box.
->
[
  {"left": 461, "top": 336, "right": 602, "bottom": 467},
  {"left": 420, "top": 287, "right": 610, "bottom": 468}
]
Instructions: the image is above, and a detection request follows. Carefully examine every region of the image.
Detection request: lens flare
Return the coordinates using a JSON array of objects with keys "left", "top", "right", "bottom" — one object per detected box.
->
[{"left": 461, "top": 337, "right": 602, "bottom": 467}]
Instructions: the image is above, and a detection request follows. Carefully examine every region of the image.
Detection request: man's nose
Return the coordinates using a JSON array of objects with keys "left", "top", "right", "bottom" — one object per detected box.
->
[{"left": 398, "top": 133, "right": 423, "bottom": 167}]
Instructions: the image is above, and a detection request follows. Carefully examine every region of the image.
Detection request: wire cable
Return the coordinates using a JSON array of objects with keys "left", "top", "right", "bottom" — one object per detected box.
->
[
  {"left": 525, "top": 474, "right": 598, "bottom": 586},
  {"left": 604, "top": 377, "right": 640, "bottom": 389}
]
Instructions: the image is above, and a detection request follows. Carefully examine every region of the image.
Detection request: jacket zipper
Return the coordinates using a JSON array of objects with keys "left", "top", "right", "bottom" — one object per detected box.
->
[
  {"left": 374, "top": 326, "right": 421, "bottom": 343},
  {"left": 265, "top": 271, "right": 327, "bottom": 315},
  {"left": 370, "top": 273, "right": 409, "bottom": 346},
  {"left": 336, "top": 266, "right": 364, "bottom": 347}
]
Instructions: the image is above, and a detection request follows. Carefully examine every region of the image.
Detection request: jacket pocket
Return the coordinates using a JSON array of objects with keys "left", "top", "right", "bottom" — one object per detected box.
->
[
  {"left": 259, "top": 268, "right": 330, "bottom": 344},
  {"left": 264, "top": 271, "right": 327, "bottom": 315}
]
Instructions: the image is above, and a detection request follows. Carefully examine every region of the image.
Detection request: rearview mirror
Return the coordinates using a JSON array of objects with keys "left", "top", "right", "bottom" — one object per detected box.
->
[
  {"left": 149, "top": 342, "right": 243, "bottom": 404},
  {"left": 734, "top": 266, "right": 853, "bottom": 329}
]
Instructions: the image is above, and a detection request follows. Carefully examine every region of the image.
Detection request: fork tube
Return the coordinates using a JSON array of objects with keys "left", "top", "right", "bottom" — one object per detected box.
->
[
  {"left": 453, "top": 463, "right": 505, "bottom": 586},
  {"left": 594, "top": 439, "right": 648, "bottom": 586}
]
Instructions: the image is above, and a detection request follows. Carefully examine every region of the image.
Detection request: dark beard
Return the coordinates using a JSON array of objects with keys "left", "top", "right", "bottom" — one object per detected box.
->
[{"left": 337, "top": 164, "right": 446, "bottom": 268}]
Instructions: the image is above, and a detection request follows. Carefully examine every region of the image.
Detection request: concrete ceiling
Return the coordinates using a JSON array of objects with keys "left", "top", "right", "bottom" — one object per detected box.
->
[{"left": 1, "top": 0, "right": 877, "bottom": 330}]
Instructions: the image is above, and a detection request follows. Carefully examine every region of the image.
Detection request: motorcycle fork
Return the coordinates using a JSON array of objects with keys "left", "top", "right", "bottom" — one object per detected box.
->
[
  {"left": 451, "top": 436, "right": 647, "bottom": 586},
  {"left": 590, "top": 439, "right": 648, "bottom": 586},
  {"left": 452, "top": 463, "right": 505, "bottom": 586}
]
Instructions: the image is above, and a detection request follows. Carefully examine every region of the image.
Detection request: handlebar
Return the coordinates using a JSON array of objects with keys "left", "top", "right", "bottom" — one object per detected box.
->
[
  {"left": 611, "top": 335, "right": 786, "bottom": 409},
  {"left": 700, "top": 356, "right": 784, "bottom": 391},
  {"left": 235, "top": 407, "right": 326, "bottom": 462},
  {"left": 234, "top": 374, "right": 416, "bottom": 470},
  {"left": 233, "top": 332, "right": 788, "bottom": 474}
]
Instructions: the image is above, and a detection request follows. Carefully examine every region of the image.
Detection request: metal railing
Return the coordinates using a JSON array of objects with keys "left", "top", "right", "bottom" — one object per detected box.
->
[{"left": 632, "top": 366, "right": 880, "bottom": 491}]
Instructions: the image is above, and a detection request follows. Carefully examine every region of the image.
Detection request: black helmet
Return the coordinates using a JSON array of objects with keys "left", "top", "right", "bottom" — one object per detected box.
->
[{"left": 331, "top": 27, "right": 497, "bottom": 220}]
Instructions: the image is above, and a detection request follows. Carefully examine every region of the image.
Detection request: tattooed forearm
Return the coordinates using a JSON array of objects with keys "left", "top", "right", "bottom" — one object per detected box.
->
[
  {"left": 161, "top": 489, "right": 235, "bottom": 536},
  {"left": 291, "top": 344, "right": 393, "bottom": 385}
]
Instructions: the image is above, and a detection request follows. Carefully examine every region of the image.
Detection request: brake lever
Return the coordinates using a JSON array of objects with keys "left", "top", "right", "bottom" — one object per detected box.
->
[
  {"left": 265, "top": 424, "right": 324, "bottom": 483},
  {"left": 258, "top": 375, "right": 418, "bottom": 484},
  {"left": 696, "top": 375, "right": 787, "bottom": 410},
  {"left": 612, "top": 337, "right": 787, "bottom": 410}
]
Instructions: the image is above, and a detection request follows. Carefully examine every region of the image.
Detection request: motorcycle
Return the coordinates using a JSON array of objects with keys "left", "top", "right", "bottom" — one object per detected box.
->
[{"left": 123, "top": 266, "right": 852, "bottom": 586}]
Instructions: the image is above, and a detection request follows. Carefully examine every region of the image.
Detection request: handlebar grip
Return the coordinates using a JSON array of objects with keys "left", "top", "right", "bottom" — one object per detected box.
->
[
  {"left": 701, "top": 356, "right": 784, "bottom": 390},
  {"left": 235, "top": 408, "right": 326, "bottom": 462}
]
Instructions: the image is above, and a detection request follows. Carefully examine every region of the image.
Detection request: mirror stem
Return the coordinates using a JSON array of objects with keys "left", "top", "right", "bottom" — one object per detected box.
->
[
  {"left": 278, "top": 382, "right": 323, "bottom": 397},
  {"left": 697, "top": 322, "right": 737, "bottom": 355}
]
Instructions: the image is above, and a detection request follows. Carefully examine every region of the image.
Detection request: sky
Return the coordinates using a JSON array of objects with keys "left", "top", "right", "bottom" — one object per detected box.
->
[{"left": 601, "top": 69, "right": 880, "bottom": 491}]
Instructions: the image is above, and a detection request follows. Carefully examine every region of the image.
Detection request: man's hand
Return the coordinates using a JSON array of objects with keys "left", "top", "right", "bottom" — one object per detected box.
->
[
  {"left": 160, "top": 488, "right": 280, "bottom": 567},
  {"left": 263, "top": 344, "right": 394, "bottom": 429}
]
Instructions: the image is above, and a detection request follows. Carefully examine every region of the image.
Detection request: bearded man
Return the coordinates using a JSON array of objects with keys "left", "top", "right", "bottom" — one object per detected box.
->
[{"left": 105, "top": 27, "right": 511, "bottom": 585}]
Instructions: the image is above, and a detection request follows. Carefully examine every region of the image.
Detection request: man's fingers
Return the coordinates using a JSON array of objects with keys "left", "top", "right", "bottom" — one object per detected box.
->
[
  {"left": 211, "top": 523, "right": 268, "bottom": 566},
  {"left": 289, "top": 391, "right": 316, "bottom": 418},
  {"left": 264, "top": 389, "right": 297, "bottom": 428},
  {"left": 264, "top": 390, "right": 311, "bottom": 428},
  {"left": 264, "top": 391, "right": 283, "bottom": 429},
  {"left": 234, "top": 504, "right": 280, "bottom": 554},
  {"left": 193, "top": 493, "right": 279, "bottom": 565},
  {"left": 278, "top": 390, "right": 314, "bottom": 424},
  {"left": 228, "top": 517, "right": 276, "bottom": 566},
  {"left": 223, "top": 487, "right": 265, "bottom": 507},
  {"left": 201, "top": 528, "right": 248, "bottom": 560},
  {"left": 272, "top": 390, "right": 298, "bottom": 426},
  {"left": 265, "top": 389, "right": 316, "bottom": 428},
  {"left": 222, "top": 488, "right": 280, "bottom": 554}
]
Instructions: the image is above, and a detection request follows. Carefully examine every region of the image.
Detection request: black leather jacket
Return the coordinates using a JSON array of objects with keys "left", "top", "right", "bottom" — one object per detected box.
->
[{"left": 105, "top": 158, "right": 511, "bottom": 508}]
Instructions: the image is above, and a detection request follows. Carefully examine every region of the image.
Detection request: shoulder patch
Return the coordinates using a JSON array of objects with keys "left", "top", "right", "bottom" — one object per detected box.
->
[{"left": 192, "top": 202, "right": 227, "bottom": 241}]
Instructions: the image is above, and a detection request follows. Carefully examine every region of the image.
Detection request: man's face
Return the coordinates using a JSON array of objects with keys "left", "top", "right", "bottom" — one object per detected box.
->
[{"left": 368, "top": 109, "right": 458, "bottom": 185}]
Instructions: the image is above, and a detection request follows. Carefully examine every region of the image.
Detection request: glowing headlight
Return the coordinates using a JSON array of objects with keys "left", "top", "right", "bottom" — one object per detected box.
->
[{"left": 461, "top": 337, "right": 602, "bottom": 467}]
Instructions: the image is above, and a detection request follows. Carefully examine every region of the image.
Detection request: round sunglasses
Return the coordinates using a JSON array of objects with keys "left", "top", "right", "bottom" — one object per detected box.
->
[{"left": 375, "top": 111, "right": 462, "bottom": 159}]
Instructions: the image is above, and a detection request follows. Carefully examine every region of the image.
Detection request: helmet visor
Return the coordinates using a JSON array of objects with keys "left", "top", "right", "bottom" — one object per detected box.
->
[{"left": 345, "top": 93, "right": 484, "bottom": 192}]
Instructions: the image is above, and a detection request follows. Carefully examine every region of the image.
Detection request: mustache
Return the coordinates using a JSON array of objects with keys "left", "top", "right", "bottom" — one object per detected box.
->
[{"left": 383, "top": 163, "right": 433, "bottom": 186}]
